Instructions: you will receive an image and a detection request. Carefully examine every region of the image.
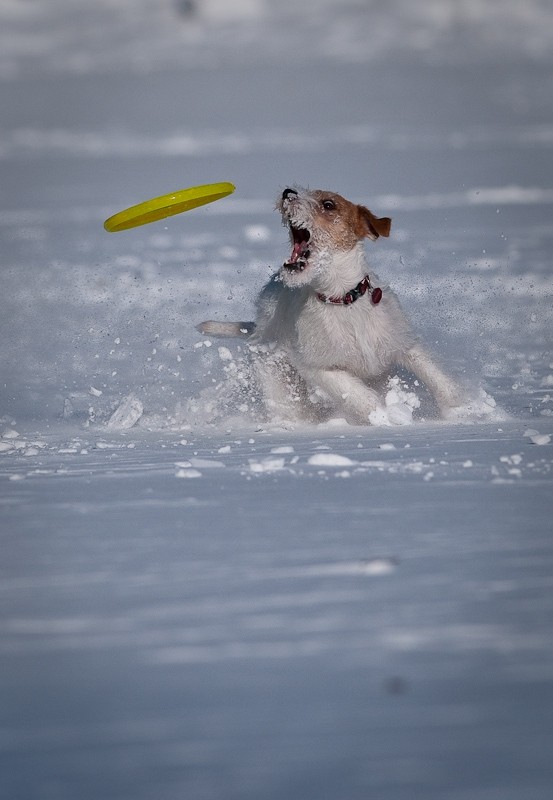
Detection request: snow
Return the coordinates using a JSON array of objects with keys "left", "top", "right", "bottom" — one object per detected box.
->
[
  {"left": 1, "top": 1, "right": 553, "bottom": 799},
  {"left": 308, "top": 453, "right": 358, "bottom": 467},
  {"left": 248, "top": 456, "right": 286, "bottom": 473},
  {"left": 529, "top": 433, "right": 551, "bottom": 446}
]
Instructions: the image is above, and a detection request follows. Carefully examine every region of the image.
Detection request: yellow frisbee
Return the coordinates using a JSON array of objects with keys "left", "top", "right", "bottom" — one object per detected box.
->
[{"left": 104, "top": 181, "right": 235, "bottom": 232}]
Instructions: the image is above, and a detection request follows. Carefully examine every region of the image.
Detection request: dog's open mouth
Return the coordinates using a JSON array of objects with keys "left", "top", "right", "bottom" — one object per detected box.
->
[{"left": 283, "top": 225, "right": 311, "bottom": 271}]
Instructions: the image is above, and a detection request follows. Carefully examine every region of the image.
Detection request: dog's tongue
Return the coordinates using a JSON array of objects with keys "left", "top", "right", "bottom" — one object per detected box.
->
[{"left": 290, "top": 241, "right": 309, "bottom": 263}]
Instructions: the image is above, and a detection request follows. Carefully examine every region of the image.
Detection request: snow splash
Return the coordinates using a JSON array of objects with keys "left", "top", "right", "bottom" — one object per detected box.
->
[{"left": 122, "top": 343, "right": 505, "bottom": 433}]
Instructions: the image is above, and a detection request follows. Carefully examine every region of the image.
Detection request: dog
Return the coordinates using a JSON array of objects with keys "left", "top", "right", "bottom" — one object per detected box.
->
[{"left": 198, "top": 186, "right": 464, "bottom": 425}]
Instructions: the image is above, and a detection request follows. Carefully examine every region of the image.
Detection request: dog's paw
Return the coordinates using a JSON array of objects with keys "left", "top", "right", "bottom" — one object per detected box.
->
[{"left": 442, "top": 388, "right": 508, "bottom": 424}]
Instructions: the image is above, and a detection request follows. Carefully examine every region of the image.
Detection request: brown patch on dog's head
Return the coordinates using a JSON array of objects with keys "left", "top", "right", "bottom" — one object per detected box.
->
[
  {"left": 279, "top": 187, "right": 392, "bottom": 284},
  {"left": 307, "top": 191, "right": 391, "bottom": 248}
]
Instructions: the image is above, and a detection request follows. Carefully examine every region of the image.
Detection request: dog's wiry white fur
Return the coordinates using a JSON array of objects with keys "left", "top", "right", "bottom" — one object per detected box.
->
[{"left": 198, "top": 186, "right": 464, "bottom": 425}]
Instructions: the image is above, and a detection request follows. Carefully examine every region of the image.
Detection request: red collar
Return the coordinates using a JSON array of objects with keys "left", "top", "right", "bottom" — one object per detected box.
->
[{"left": 317, "top": 275, "right": 382, "bottom": 306}]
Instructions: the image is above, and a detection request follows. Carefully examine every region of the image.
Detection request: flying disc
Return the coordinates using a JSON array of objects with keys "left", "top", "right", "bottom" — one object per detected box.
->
[{"left": 104, "top": 181, "right": 235, "bottom": 232}]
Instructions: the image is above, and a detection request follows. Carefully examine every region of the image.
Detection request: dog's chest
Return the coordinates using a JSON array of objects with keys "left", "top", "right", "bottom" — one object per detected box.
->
[{"left": 295, "top": 299, "right": 391, "bottom": 375}]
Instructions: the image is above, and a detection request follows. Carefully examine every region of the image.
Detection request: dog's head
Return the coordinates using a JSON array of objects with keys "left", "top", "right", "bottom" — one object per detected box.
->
[{"left": 277, "top": 187, "right": 391, "bottom": 288}]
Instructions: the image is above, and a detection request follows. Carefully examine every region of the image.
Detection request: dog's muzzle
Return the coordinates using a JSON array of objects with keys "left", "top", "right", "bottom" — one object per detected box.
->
[
  {"left": 281, "top": 189, "right": 312, "bottom": 271},
  {"left": 283, "top": 224, "right": 311, "bottom": 271},
  {"left": 282, "top": 188, "right": 298, "bottom": 201}
]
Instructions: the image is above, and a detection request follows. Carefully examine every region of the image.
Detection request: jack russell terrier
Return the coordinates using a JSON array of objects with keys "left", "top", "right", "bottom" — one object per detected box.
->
[{"left": 198, "top": 186, "right": 464, "bottom": 425}]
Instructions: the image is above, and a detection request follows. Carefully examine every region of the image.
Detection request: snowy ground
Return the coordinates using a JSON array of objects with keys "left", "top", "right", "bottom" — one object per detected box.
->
[{"left": 1, "top": 1, "right": 553, "bottom": 798}]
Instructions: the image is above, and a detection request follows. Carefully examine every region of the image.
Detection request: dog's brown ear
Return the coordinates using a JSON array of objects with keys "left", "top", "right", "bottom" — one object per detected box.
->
[{"left": 357, "top": 206, "right": 392, "bottom": 240}]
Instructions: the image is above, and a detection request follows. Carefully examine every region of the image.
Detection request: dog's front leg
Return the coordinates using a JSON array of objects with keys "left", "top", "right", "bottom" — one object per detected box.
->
[
  {"left": 303, "top": 368, "right": 382, "bottom": 424},
  {"left": 251, "top": 348, "right": 311, "bottom": 422},
  {"left": 400, "top": 344, "right": 464, "bottom": 413}
]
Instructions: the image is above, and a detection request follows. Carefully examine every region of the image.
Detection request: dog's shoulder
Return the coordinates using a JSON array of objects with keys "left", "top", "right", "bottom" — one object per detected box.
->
[{"left": 254, "top": 273, "right": 309, "bottom": 343}]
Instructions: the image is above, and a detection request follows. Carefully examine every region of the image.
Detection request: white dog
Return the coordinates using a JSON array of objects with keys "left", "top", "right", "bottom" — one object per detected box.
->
[{"left": 198, "top": 186, "right": 464, "bottom": 425}]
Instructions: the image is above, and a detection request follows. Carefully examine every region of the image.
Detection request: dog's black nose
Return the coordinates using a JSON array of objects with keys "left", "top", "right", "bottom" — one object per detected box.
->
[{"left": 282, "top": 188, "right": 298, "bottom": 201}]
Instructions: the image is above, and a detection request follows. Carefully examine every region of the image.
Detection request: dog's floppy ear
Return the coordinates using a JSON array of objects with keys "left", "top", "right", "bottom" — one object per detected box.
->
[{"left": 357, "top": 206, "right": 392, "bottom": 240}]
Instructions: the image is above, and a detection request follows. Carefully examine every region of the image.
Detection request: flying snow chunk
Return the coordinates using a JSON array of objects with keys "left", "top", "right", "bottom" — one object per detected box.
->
[
  {"left": 368, "top": 376, "right": 421, "bottom": 427},
  {"left": 443, "top": 389, "right": 507, "bottom": 423},
  {"left": 107, "top": 395, "right": 143, "bottom": 429}
]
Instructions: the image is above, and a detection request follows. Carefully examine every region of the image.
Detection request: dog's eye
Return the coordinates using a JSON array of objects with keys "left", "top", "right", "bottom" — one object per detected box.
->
[{"left": 322, "top": 199, "right": 336, "bottom": 211}]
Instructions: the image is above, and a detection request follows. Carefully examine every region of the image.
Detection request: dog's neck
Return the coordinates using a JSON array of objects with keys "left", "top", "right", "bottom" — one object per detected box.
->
[{"left": 312, "top": 241, "right": 369, "bottom": 297}]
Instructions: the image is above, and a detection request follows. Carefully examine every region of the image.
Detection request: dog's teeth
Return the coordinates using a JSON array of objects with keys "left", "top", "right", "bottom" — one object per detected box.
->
[{"left": 283, "top": 260, "right": 306, "bottom": 272}]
